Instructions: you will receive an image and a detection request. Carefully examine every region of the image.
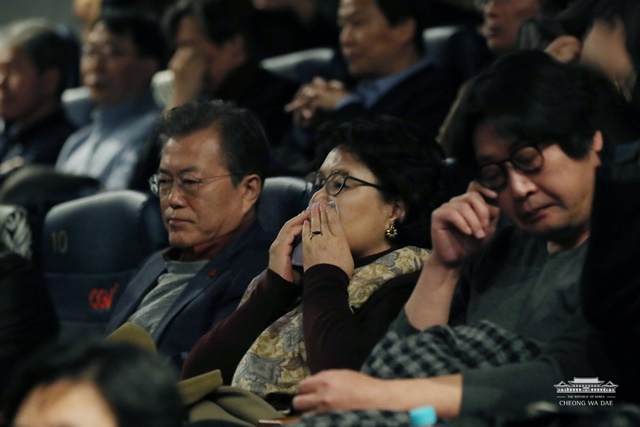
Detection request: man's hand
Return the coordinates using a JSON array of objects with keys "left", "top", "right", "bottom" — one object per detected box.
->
[
  {"left": 404, "top": 182, "right": 501, "bottom": 329},
  {"left": 293, "top": 370, "right": 387, "bottom": 414},
  {"left": 430, "top": 182, "right": 501, "bottom": 268},
  {"left": 167, "top": 46, "right": 208, "bottom": 108},
  {"left": 294, "top": 371, "right": 464, "bottom": 419},
  {"left": 285, "top": 77, "right": 350, "bottom": 130}
]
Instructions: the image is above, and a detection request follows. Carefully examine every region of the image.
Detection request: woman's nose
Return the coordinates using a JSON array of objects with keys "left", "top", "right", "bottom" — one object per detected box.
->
[{"left": 309, "top": 188, "right": 330, "bottom": 205}]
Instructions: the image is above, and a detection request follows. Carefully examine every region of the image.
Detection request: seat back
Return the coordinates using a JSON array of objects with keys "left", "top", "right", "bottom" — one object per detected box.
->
[
  {"left": 261, "top": 47, "right": 349, "bottom": 85},
  {"left": 423, "top": 25, "right": 491, "bottom": 84},
  {"left": 42, "top": 190, "right": 167, "bottom": 340},
  {"left": 257, "top": 176, "right": 309, "bottom": 234},
  {"left": 259, "top": 25, "right": 490, "bottom": 88}
]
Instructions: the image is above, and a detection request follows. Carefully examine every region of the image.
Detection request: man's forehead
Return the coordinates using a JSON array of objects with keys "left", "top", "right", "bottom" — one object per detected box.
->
[
  {"left": 472, "top": 124, "right": 520, "bottom": 161},
  {"left": 87, "top": 23, "right": 134, "bottom": 47},
  {"left": 338, "top": 0, "right": 374, "bottom": 19}
]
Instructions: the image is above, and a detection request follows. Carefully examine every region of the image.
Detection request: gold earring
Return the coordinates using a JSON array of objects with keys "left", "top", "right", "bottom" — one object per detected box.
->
[{"left": 385, "top": 223, "right": 398, "bottom": 239}]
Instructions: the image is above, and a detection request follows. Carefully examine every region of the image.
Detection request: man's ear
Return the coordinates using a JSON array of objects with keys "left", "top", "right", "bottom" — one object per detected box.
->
[
  {"left": 40, "top": 68, "right": 61, "bottom": 98},
  {"left": 592, "top": 130, "right": 604, "bottom": 154},
  {"left": 391, "top": 18, "right": 417, "bottom": 48},
  {"left": 221, "top": 34, "right": 247, "bottom": 59},
  {"left": 591, "top": 130, "right": 604, "bottom": 165},
  {"left": 241, "top": 174, "right": 262, "bottom": 213},
  {"left": 139, "top": 57, "right": 160, "bottom": 81}
]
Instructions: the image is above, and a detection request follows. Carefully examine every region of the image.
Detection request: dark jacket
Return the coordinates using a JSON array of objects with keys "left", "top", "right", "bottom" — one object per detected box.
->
[{"left": 105, "top": 221, "right": 274, "bottom": 369}]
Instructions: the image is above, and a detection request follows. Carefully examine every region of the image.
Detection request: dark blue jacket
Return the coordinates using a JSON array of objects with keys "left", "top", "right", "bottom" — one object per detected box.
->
[{"left": 105, "top": 221, "right": 274, "bottom": 368}]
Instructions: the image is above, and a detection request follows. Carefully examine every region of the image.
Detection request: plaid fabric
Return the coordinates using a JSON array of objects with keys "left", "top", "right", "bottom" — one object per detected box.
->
[
  {"left": 363, "top": 320, "right": 543, "bottom": 379},
  {"left": 289, "top": 320, "right": 542, "bottom": 427}
]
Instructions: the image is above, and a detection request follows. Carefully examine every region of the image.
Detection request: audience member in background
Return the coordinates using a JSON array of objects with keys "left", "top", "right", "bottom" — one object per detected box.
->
[
  {"left": 249, "top": 0, "right": 340, "bottom": 58},
  {"left": 105, "top": 100, "right": 273, "bottom": 370},
  {"left": 162, "top": 0, "right": 297, "bottom": 149},
  {"left": 55, "top": 8, "right": 166, "bottom": 191},
  {"left": 534, "top": 0, "right": 640, "bottom": 156},
  {"left": 286, "top": 51, "right": 621, "bottom": 425},
  {"left": 72, "top": 0, "right": 176, "bottom": 36},
  {"left": 182, "top": 116, "right": 445, "bottom": 413},
  {"left": 475, "top": 0, "right": 568, "bottom": 56},
  {"left": 579, "top": 0, "right": 639, "bottom": 105},
  {"left": 2, "top": 339, "right": 183, "bottom": 427},
  {"left": 0, "top": 246, "right": 59, "bottom": 404},
  {"left": 516, "top": 0, "right": 587, "bottom": 60},
  {"left": 0, "top": 19, "right": 76, "bottom": 184},
  {"left": 280, "top": 0, "right": 459, "bottom": 176}
]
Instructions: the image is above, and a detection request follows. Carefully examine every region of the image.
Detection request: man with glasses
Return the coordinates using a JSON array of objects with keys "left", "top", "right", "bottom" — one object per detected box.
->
[
  {"left": 288, "top": 52, "right": 615, "bottom": 424},
  {"left": 105, "top": 100, "right": 274, "bottom": 369},
  {"left": 54, "top": 8, "right": 165, "bottom": 191}
]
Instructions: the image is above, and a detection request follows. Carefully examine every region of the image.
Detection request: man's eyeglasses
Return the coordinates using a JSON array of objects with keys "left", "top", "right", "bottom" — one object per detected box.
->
[
  {"left": 305, "top": 170, "right": 389, "bottom": 197},
  {"left": 474, "top": 0, "right": 522, "bottom": 9},
  {"left": 476, "top": 144, "right": 545, "bottom": 190},
  {"left": 81, "top": 44, "right": 137, "bottom": 61},
  {"left": 148, "top": 173, "right": 236, "bottom": 198}
]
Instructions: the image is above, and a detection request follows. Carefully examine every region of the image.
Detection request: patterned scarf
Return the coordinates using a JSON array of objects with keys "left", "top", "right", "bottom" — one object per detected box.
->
[{"left": 231, "top": 246, "right": 429, "bottom": 397}]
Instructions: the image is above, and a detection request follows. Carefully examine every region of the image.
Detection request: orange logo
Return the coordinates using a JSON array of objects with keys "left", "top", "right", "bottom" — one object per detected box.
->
[{"left": 89, "top": 283, "right": 120, "bottom": 311}]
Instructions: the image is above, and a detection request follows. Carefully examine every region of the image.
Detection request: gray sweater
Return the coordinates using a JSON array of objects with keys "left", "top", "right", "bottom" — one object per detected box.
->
[{"left": 395, "top": 226, "right": 590, "bottom": 417}]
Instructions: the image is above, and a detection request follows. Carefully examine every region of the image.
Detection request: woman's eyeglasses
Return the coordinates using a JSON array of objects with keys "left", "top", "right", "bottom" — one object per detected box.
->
[{"left": 305, "top": 170, "right": 389, "bottom": 196}]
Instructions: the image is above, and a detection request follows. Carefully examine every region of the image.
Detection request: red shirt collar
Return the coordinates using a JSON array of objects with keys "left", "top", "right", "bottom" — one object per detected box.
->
[{"left": 164, "top": 217, "right": 255, "bottom": 262}]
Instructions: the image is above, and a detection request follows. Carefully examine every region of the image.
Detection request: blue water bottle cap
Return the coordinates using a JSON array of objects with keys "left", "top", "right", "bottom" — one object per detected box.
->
[{"left": 409, "top": 405, "right": 437, "bottom": 426}]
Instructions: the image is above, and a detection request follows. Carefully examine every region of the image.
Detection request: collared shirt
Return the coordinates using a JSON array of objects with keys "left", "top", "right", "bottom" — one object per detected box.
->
[
  {"left": 163, "top": 216, "right": 256, "bottom": 262},
  {"left": 335, "top": 58, "right": 430, "bottom": 110},
  {"left": 55, "top": 89, "right": 161, "bottom": 190}
]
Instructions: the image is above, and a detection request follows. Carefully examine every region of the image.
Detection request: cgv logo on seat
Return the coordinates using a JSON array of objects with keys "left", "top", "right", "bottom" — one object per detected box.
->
[{"left": 89, "top": 283, "right": 119, "bottom": 311}]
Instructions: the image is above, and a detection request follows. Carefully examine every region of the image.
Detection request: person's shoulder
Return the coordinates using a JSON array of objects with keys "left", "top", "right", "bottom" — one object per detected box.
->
[
  {"left": 231, "top": 222, "right": 275, "bottom": 256},
  {"left": 132, "top": 249, "right": 167, "bottom": 274}
]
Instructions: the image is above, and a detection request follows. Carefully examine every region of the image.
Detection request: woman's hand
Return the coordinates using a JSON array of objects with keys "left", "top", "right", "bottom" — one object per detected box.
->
[
  {"left": 302, "top": 203, "right": 354, "bottom": 278},
  {"left": 268, "top": 210, "right": 310, "bottom": 283}
]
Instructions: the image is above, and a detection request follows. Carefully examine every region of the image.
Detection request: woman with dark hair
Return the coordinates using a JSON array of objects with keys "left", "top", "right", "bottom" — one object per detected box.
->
[
  {"left": 3, "top": 339, "right": 184, "bottom": 427},
  {"left": 181, "top": 115, "right": 445, "bottom": 409}
]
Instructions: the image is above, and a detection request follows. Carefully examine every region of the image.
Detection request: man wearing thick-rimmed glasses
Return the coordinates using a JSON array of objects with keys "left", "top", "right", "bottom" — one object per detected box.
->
[{"left": 105, "top": 100, "right": 274, "bottom": 369}]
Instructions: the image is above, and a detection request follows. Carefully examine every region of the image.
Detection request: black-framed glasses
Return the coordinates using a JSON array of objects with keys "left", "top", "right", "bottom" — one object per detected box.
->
[
  {"left": 148, "top": 173, "right": 236, "bottom": 198},
  {"left": 305, "top": 170, "right": 389, "bottom": 197},
  {"left": 476, "top": 144, "right": 545, "bottom": 190},
  {"left": 81, "top": 43, "right": 137, "bottom": 61},
  {"left": 474, "top": 0, "right": 521, "bottom": 9}
]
